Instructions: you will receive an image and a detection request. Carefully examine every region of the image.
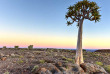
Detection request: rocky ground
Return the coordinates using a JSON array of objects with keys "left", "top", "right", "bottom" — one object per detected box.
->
[{"left": 0, "top": 48, "right": 110, "bottom": 74}]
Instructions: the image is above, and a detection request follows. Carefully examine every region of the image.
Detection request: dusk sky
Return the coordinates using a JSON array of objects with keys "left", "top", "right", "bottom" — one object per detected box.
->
[{"left": 0, "top": 0, "right": 110, "bottom": 49}]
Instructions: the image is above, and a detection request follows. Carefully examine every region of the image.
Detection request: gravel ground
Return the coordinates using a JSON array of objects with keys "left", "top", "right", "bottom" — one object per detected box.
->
[{"left": 0, "top": 48, "right": 110, "bottom": 74}]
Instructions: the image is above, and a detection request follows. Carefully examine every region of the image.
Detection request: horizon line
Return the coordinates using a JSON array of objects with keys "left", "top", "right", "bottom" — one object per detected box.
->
[{"left": 0, "top": 47, "right": 110, "bottom": 50}]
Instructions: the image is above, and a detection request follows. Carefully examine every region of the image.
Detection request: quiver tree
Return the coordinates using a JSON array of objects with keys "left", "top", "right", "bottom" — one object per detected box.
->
[{"left": 65, "top": 0, "right": 101, "bottom": 65}]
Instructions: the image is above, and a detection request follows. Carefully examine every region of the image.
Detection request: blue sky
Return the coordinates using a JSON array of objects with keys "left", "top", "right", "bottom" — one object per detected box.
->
[{"left": 0, "top": 0, "right": 110, "bottom": 49}]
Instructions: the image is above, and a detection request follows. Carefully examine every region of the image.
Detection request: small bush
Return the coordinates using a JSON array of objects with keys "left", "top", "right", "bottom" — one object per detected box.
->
[
  {"left": 14, "top": 46, "right": 19, "bottom": 49},
  {"left": 39, "top": 60, "right": 45, "bottom": 64},
  {"left": 18, "top": 60, "right": 24, "bottom": 63},
  {"left": 83, "top": 49, "right": 86, "bottom": 52},
  {"left": 62, "top": 56, "right": 67, "bottom": 60},
  {"left": 64, "top": 61, "right": 68, "bottom": 63},
  {"left": 31, "top": 65, "right": 39, "bottom": 72},
  {"left": 28, "top": 45, "right": 33, "bottom": 49},
  {"left": 19, "top": 55, "right": 24, "bottom": 58},
  {"left": 62, "top": 57, "right": 74, "bottom": 63},
  {"left": 66, "top": 58, "right": 73, "bottom": 62},
  {"left": 4, "top": 71, "right": 9, "bottom": 74},
  {"left": 3, "top": 46, "right": 6, "bottom": 49},
  {"left": 104, "top": 65, "right": 110, "bottom": 73},
  {"left": 95, "top": 61, "right": 103, "bottom": 66}
]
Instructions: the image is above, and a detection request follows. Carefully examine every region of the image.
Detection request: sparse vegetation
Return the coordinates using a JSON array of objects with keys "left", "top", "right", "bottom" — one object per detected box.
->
[
  {"left": 0, "top": 48, "right": 110, "bottom": 73},
  {"left": 4, "top": 71, "right": 9, "bottom": 74},
  {"left": 3, "top": 46, "right": 6, "bottom": 49},
  {"left": 83, "top": 49, "right": 86, "bottom": 52},
  {"left": 14, "top": 46, "right": 19, "bottom": 49},
  {"left": 28, "top": 45, "right": 33, "bottom": 49},
  {"left": 39, "top": 60, "right": 45, "bottom": 64},
  {"left": 31, "top": 65, "right": 39, "bottom": 72},
  {"left": 95, "top": 61, "right": 103, "bottom": 66},
  {"left": 19, "top": 55, "right": 24, "bottom": 58},
  {"left": 104, "top": 65, "right": 110, "bottom": 73},
  {"left": 18, "top": 60, "right": 24, "bottom": 63},
  {"left": 62, "top": 56, "right": 74, "bottom": 63}
]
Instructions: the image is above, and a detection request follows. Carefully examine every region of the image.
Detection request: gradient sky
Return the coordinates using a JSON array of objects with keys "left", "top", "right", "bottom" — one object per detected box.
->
[{"left": 0, "top": 0, "right": 110, "bottom": 49}]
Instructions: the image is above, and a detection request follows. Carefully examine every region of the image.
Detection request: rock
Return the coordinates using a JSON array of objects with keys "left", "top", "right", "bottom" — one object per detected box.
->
[
  {"left": 0, "top": 53, "right": 4, "bottom": 57},
  {"left": 40, "top": 68, "right": 47, "bottom": 72},
  {"left": 45, "top": 70, "right": 52, "bottom": 74},
  {"left": 5, "top": 55, "right": 9, "bottom": 57},
  {"left": 1, "top": 57, "right": 7, "bottom": 61},
  {"left": 33, "top": 63, "right": 61, "bottom": 74},
  {"left": 28, "top": 55, "right": 35, "bottom": 58},
  {"left": 10, "top": 53, "right": 15, "bottom": 57},
  {"left": 80, "top": 63, "right": 108, "bottom": 74},
  {"left": 55, "top": 62, "right": 62, "bottom": 67},
  {"left": 66, "top": 64, "right": 85, "bottom": 74},
  {"left": 37, "top": 68, "right": 52, "bottom": 74},
  {"left": 32, "top": 62, "right": 108, "bottom": 74}
]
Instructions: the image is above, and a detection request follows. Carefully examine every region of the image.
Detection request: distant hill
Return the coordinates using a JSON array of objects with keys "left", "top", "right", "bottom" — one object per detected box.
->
[{"left": 95, "top": 49, "right": 110, "bottom": 53}]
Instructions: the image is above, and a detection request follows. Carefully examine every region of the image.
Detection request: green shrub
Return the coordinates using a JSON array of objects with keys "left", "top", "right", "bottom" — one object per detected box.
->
[
  {"left": 72, "top": 60, "right": 75, "bottom": 64},
  {"left": 19, "top": 55, "right": 24, "bottom": 58},
  {"left": 62, "top": 57, "right": 74, "bottom": 62},
  {"left": 28, "top": 45, "right": 33, "bottom": 49},
  {"left": 3, "top": 46, "right": 6, "bottom": 49},
  {"left": 62, "top": 56, "right": 67, "bottom": 60},
  {"left": 83, "top": 49, "right": 86, "bottom": 52},
  {"left": 66, "top": 58, "right": 73, "bottom": 62},
  {"left": 18, "top": 60, "right": 24, "bottom": 63},
  {"left": 39, "top": 60, "right": 45, "bottom": 64},
  {"left": 4, "top": 71, "right": 9, "bottom": 74},
  {"left": 64, "top": 61, "right": 68, "bottom": 63},
  {"left": 14, "top": 46, "right": 19, "bottom": 49},
  {"left": 104, "top": 65, "right": 110, "bottom": 73},
  {"left": 31, "top": 65, "right": 39, "bottom": 72},
  {"left": 95, "top": 61, "right": 103, "bottom": 66}
]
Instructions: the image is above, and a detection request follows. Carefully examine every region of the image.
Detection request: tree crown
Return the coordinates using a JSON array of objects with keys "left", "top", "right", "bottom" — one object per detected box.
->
[{"left": 65, "top": 0, "right": 101, "bottom": 26}]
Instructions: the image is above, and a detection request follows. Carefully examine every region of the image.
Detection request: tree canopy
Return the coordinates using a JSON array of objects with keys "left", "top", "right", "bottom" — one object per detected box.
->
[{"left": 65, "top": 0, "right": 101, "bottom": 26}]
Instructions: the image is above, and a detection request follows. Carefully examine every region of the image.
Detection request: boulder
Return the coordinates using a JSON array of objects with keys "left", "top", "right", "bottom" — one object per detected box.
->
[
  {"left": 80, "top": 63, "right": 108, "bottom": 74},
  {"left": 1, "top": 57, "right": 7, "bottom": 61},
  {"left": 10, "top": 53, "right": 15, "bottom": 57},
  {"left": 32, "top": 62, "right": 108, "bottom": 74},
  {"left": 0, "top": 53, "right": 4, "bottom": 57},
  {"left": 32, "top": 63, "right": 61, "bottom": 74},
  {"left": 64, "top": 64, "right": 85, "bottom": 74}
]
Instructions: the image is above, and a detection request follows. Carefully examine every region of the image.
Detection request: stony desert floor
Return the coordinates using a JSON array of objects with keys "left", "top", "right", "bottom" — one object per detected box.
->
[{"left": 0, "top": 48, "right": 110, "bottom": 74}]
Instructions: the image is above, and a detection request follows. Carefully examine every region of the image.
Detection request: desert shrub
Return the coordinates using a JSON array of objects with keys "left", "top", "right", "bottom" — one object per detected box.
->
[
  {"left": 72, "top": 60, "right": 75, "bottom": 64},
  {"left": 62, "top": 57, "right": 74, "bottom": 63},
  {"left": 3, "top": 46, "right": 6, "bottom": 49},
  {"left": 31, "top": 65, "right": 39, "bottom": 72},
  {"left": 64, "top": 61, "right": 69, "bottom": 63},
  {"left": 28, "top": 45, "right": 33, "bottom": 49},
  {"left": 104, "top": 65, "right": 110, "bottom": 73},
  {"left": 39, "top": 60, "right": 45, "bottom": 64},
  {"left": 14, "top": 46, "right": 19, "bottom": 49},
  {"left": 18, "top": 60, "right": 24, "bottom": 63},
  {"left": 66, "top": 58, "right": 73, "bottom": 62},
  {"left": 83, "top": 49, "right": 86, "bottom": 52},
  {"left": 95, "top": 61, "right": 103, "bottom": 66},
  {"left": 19, "top": 55, "right": 24, "bottom": 58},
  {"left": 4, "top": 71, "right": 9, "bottom": 74},
  {"left": 83, "top": 58, "right": 86, "bottom": 61},
  {"left": 90, "top": 53, "right": 99, "bottom": 57},
  {"left": 62, "top": 56, "right": 66, "bottom": 59}
]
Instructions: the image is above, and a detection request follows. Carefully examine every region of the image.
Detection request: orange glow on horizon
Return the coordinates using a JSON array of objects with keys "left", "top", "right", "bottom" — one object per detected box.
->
[{"left": 0, "top": 32, "right": 110, "bottom": 49}]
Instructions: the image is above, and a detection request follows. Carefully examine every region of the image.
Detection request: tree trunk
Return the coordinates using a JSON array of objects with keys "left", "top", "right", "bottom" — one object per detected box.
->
[{"left": 75, "top": 19, "right": 84, "bottom": 65}]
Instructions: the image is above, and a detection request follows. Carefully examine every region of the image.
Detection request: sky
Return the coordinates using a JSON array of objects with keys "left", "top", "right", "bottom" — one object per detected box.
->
[{"left": 0, "top": 0, "right": 110, "bottom": 49}]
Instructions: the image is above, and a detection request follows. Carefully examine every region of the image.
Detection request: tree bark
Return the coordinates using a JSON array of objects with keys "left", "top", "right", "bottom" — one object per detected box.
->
[{"left": 75, "top": 19, "right": 84, "bottom": 65}]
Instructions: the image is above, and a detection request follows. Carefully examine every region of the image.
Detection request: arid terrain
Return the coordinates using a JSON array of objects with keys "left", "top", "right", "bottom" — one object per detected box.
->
[{"left": 0, "top": 48, "right": 110, "bottom": 74}]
